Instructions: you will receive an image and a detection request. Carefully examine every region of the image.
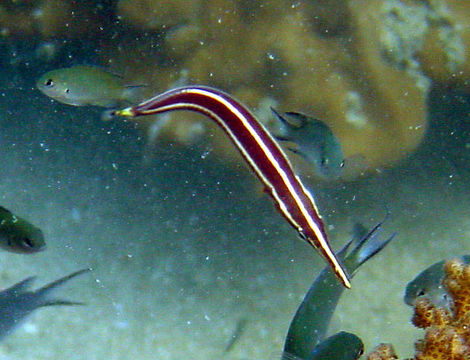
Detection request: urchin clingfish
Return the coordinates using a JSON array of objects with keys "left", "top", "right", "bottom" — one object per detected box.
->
[
  {"left": 0, "top": 206, "right": 46, "bottom": 254},
  {"left": 113, "top": 85, "right": 351, "bottom": 288},
  {"left": 37, "top": 65, "right": 144, "bottom": 107},
  {"left": 0, "top": 268, "right": 90, "bottom": 341}
]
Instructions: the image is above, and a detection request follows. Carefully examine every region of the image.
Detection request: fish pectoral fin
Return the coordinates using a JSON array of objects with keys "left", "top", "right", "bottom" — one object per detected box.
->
[{"left": 122, "top": 84, "right": 147, "bottom": 104}]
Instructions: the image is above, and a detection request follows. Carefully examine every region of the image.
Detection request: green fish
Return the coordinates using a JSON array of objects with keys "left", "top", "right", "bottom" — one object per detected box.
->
[
  {"left": 404, "top": 255, "right": 470, "bottom": 307},
  {"left": 283, "top": 219, "right": 395, "bottom": 360},
  {"left": 271, "top": 109, "right": 344, "bottom": 180},
  {"left": 0, "top": 268, "right": 90, "bottom": 341},
  {"left": 0, "top": 206, "right": 46, "bottom": 253},
  {"left": 37, "top": 65, "right": 144, "bottom": 107}
]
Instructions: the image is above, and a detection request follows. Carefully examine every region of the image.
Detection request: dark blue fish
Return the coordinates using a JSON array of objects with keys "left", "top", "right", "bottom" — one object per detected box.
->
[
  {"left": 404, "top": 255, "right": 470, "bottom": 307},
  {"left": 282, "top": 219, "right": 395, "bottom": 360},
  {"left": 309, "top": 331, "right": 363, "bottom": 360},
  {"left": 271, "top": 109, "right": 344, "bottom": 180},
  {"left": 0, "top": 268, "right": 90, "bottom": 341}
]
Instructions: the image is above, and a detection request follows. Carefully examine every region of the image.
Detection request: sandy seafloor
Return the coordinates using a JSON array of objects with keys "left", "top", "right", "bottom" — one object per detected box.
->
[{"left": 0, "top": 75, "right": 468, "bottom": 360}]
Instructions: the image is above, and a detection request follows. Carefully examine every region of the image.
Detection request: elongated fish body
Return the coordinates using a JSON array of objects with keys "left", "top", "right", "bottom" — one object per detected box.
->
[
  {"left": 37, "top": 65, "right": 143, "bottom": 107},
  {"left": 0, "top": 206, "right": 46, "bottom": 254},
  {"left": 114, "top": 86, "right": 351, "bottom": 288},
  {"left": 283, "top": 221, "right": 395, "bottom": 360},
  {"left": 0, "top": 268, "right": 90, "bottom": 341},
  {"left": 271, "top": 109, "right": 344, "bottom": 180},
  {"left": 404, "top": 255, "right": 470, "bottom": 307}
]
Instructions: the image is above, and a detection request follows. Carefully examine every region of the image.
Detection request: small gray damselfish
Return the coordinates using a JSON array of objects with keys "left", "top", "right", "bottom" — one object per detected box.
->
[
  {"left": 271, "top": 109, "right": 344, "bottom": 180},
  {"left": 282, "top": 218, "right": 395, "bottom": 360},
  {"left": 404, "top": 255, "right": 470, "bottom": 307},
  {"left": 0, "top": 268, "right": 90, "bottom": 341},
  {"left": 37, "top": 65, "right": 145, "bottom": 108}
]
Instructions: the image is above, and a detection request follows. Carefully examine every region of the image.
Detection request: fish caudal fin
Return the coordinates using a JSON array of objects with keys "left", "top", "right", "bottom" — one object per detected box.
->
[
  {"left": 34, "top": 268, "right": 91, "bottom": 307},
  {"left": 343, "top": 215, "right": 396, "bottom": 276},
  {"left": 122, "top": 85, "right": 147, "bottom": 104}
]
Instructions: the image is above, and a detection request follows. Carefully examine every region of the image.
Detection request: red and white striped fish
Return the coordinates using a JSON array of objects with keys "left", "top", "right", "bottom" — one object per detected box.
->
[{"left": 114, "top": 86, "right": 351, "bottom": 288}]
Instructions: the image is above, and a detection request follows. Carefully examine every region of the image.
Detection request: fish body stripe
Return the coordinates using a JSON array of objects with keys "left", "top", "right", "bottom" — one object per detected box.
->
[{"left": 121, "top": 86, "right": 350, "bottom": 288}]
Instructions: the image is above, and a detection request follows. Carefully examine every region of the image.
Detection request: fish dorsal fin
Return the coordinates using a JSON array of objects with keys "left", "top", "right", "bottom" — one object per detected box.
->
[
  {"left": 0, "top": 276, "right": 36, "bottom": 300},
  {"left": 271, "top": 108, "right": 306, "bottom": 129},
  {"left": 73, "top": 64, "right": 125, "bottom": 79}
]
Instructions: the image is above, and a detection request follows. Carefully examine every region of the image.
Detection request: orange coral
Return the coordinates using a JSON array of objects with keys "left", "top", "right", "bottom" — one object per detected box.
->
[
  {"left": 367, "top": 343, "right": 398, "bottom": 360},
  {"left": 366, "top": 258, "right": 470, "bottom": 360}
]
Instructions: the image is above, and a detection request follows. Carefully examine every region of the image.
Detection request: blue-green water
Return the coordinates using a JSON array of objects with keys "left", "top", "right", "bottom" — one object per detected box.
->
[{"left": 0, "top": 7, "right": 469, "bottom": 360}]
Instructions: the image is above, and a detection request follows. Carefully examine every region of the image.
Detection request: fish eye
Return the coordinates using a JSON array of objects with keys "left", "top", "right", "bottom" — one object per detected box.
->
[
  {"left": 65, "top": 88, "right": 70, "bottom": 94},
  {"left": 21, "top": 237, "right": 34, "bottom": 248},
  {"left": 417, "top": 288, "right": 426, "bottom": 297},
  {"left": 340, "top": 160, "right": 345, "bottom": 168},
  {"left": 44, "top": 79, "right": 54, "bottom": 87}
]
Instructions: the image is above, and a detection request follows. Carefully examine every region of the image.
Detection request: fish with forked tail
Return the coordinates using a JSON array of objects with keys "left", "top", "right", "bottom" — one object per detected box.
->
[
  {"left": 282, "top": 218, "right": 395, "bottom": 359},
  {"left": 37, "top": 65, "right": 145, "bottom": 107},
  {"left": 0, "top": 268, "right": 90, "bottom": 341}
]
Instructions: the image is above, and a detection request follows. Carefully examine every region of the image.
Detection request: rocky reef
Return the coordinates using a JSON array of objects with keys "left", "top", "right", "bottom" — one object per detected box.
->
[
  {"left": 3, "top": 0, "right": 470, "bottom": 176},
  {"left": 366, "top": 258, "right": 470, "bottom": 360}
]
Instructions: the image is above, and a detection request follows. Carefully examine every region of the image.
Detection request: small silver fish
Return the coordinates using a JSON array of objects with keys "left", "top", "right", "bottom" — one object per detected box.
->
[
  {"left": 0, "top": 268, "right": 90, "bottom": 341},
  {"left": 404, "top": 256, "right": 470, "bottom": 307},
  {"left": 271, "top": 109, "right": 344, "bottom": 180},
  {"left": 37, "top": 65, "right": 144, "bottom": 107},
  {"left": 283, "top": 219, "right": 395, "bottom": 359},
  {"left": 0, "top": 206, "right": 46, "bottom": 254}
]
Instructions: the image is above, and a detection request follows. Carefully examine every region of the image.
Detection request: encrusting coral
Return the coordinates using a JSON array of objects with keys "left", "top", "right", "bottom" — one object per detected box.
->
[{"left": 366, "top": 258, "right": 470, "bottom": 360}]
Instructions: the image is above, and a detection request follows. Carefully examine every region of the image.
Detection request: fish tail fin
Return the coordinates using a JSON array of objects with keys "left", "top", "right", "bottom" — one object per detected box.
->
[
  {"left": 344, "top": 215, "right": 396, "bottom": 276},
  {"left": 35, "top": 268, "right": 91, "bottom": 299},
  {"left": 122, "top": 84, "right": 147, "bottom": 104}
]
